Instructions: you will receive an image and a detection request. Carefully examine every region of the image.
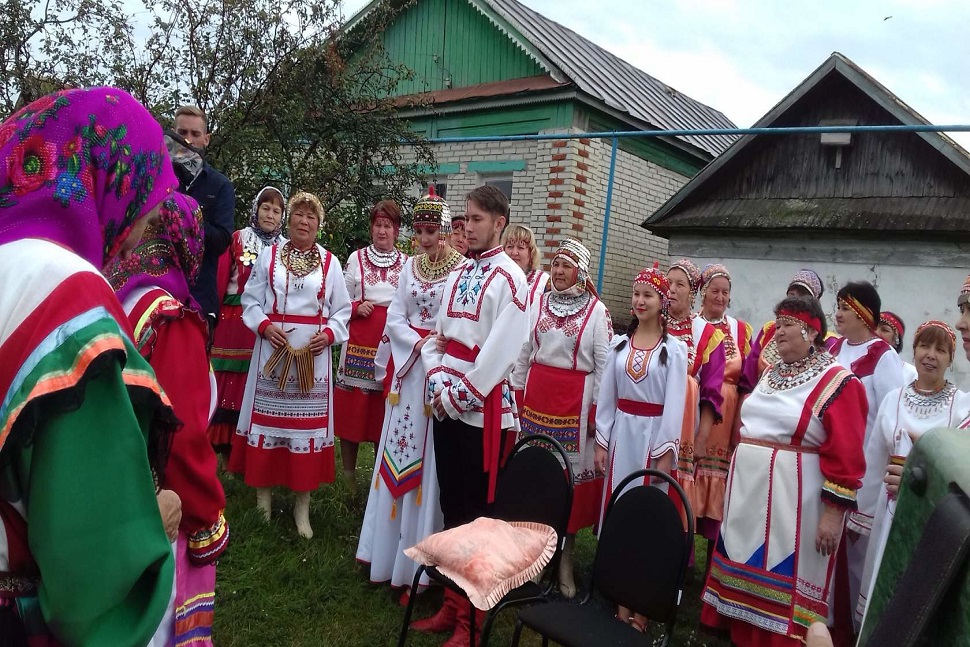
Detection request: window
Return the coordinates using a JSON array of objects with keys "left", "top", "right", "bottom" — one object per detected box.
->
[{"left": 480, "top": 173, "right": 513, "bottom": 201}]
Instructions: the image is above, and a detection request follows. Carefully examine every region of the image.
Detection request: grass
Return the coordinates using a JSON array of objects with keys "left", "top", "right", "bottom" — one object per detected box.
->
[{"left": 212, "top": 445, "right": 731, "bottom": 646}]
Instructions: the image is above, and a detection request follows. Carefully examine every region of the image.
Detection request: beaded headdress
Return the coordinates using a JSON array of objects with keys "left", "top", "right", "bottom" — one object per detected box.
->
[
  {"left": 553, "top": 238, "right": 595, "bottom": 295},
  {"left": 914, "top": 320, "right": 957, "bottom": 358},
  {"left": 776, "top": 309, "right": 822, "bottom": 333},
  {"left": 838, "top": 294, "right": 877, "bottom": 332},
  {"left": 370, "top": 199, "right": 402, "bottom": 229},
  {"left": 789, "top": 269, "right": 824, "bottom": 299},
  {"left": 554, "top": 238, "right": 591, "bottom": 273},
  {"left": 668, "top": 258, "right": 701, "bottom": 307},
  {"left": 700, "top": 263, "right": 731, "bottom": 302},
  {"left": 412, "top": 185, "right": 452, "bottom": 235},
  {"left": 880, "top": 311, "right": 905, "bottom": 342},
  {"left": 634, "top": 263, "right": 670, "bottom": 307},
  {"left": 287, "top": 191, "right": 324, "bottom": 231},
  {"left": 959, "top": 274, "right": 970, "bottom": 307}
]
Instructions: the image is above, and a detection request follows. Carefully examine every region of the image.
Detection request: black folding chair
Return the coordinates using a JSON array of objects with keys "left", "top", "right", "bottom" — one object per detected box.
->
[
  {"left": 511, "top": 469, "right": 694, "bottom": 647},
  {"left": 398, "top": 433, "right": 574, "bottom": 646}
]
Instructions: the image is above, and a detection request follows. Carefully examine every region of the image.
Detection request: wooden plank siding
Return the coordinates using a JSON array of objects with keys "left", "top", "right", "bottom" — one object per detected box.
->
[
  {"left": 655, "top": 73, "right": 970, "bottom": 235},
  {"left": 379, "top": 0, "right": 543, "bottom": 96}
]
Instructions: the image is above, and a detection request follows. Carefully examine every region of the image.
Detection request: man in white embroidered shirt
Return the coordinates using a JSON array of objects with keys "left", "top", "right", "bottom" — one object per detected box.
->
[{"left": 414, "top": 185, "right": 529, "bottom": 645}]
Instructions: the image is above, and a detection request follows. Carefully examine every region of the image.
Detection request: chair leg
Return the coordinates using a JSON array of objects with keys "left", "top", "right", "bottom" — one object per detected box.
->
[
  {"left": 397, "top": 566, "right": 425, "bottom": 647},
  {"left": 510, "top": 619, "right": 525, "bottom": 647},
  {"left": 480, "top": 608, "right": 494, "bottom": 646}
]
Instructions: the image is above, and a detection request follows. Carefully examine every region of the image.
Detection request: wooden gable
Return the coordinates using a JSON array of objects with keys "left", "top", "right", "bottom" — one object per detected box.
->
[
  {"left": 378, "top": 0, "right": 545, "bottom": 96},
  {"left": 645, "top": 54, "right": 970, "bottom": 238}
]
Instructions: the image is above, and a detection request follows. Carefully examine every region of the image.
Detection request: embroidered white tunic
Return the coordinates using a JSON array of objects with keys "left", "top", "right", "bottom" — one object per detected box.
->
[
  {"left": 511, "top": 291, "right": 611, "bottom": 485},
  {"left": 855, "top": 383, "right": 970, "bottom": 624},
  {"left": 236, "top": 244, "right": 351, "bottom": 460},
  {"left": 422, "top": 247, "right": 530, "bottom": 429},
  {"left": 831, "top": 336, "right": 905, "bottom": 628},
  {"left": 525, "top": 269, "right": 550, "bottom": 324},
  {"left": 357, "top": 255, "right": 459, "bottom": 588},
  {"left": 595, "top": 335, "right": 688, "bottom": 516}
]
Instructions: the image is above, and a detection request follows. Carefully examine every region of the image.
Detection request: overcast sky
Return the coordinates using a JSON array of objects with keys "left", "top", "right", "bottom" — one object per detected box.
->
[{"left": 340, "top": 0, "right": 970, "bottom": 147}]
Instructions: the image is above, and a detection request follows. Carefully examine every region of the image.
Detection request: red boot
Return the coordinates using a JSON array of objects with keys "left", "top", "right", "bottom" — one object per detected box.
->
[
  {"left": 410, "top": 588, "right": 460, "bottom": 634},
  {"left": 442, "top": 601, "right": 486, "bottom": 647}
]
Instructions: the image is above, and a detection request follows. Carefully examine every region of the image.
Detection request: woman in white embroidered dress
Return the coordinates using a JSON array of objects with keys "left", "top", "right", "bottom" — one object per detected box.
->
[
  {"left": 228, "top": 192, "right": 351, "bottom": 539},
  {"left": 830, "top": 281, "right": 905, "bottom": 631},
  {"left": 511, "top": 238, "right": 610, "bottom": 599},
  {"left": 502, "top": 224, "right": 548, "bottom": 321},
  {"left": 855, "top": 320, "right": 970, "bottom": 624},
  {"left": 701, "top": 296, "right": 868, "bottom": 647},
  {"left": 335, "top": 201, "right": 407, "bottom": 486},
  {"left": 594, "top": 265, "right": 687, "bottom": 632},
  {"left": 356, "top": 191, "right": 463, "bottom": 606}
]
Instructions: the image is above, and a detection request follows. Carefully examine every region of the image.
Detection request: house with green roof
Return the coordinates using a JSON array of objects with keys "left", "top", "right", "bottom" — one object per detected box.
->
[{"left": 343, "top": 0, "right": 735, "bottom": 315}]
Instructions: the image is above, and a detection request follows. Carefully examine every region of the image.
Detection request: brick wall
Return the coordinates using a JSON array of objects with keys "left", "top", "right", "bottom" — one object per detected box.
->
[{"left": 397, "top": 132, "right": 691, "bottom": 324}]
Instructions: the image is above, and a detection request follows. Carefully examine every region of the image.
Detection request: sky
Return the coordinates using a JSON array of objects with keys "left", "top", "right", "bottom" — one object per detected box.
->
[{"left": 340, "top": 0, "right": 970, "bottom": 148}]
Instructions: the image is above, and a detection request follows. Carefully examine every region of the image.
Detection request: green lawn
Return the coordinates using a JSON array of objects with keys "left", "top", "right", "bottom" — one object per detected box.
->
[{"left": 212, "top": 447, "right": 730, "bottom": 646}]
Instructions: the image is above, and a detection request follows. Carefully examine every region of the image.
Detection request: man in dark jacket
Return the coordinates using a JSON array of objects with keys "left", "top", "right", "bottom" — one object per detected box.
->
[{"left": 173, "top": 105, "right": 234, "bottom": 340}]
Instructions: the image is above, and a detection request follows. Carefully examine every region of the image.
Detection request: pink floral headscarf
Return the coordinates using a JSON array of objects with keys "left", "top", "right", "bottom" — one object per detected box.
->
[
  {"left": 106, "top": 192, "right": 204, "bottom": 307},
  {"left": 0, "top": 87, "right": 177, "bottom": 268}
]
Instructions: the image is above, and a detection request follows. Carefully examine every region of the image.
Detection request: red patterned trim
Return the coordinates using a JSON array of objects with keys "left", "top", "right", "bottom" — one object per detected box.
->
[
  {"left": 252, "top": 411, "right": 327, "bottom": 430},
  {"left": 257, "top": 320, "right": 271, "bottom": 336},
  {"left": 849, "top": 339, "right": 891, "bottom": 378}
]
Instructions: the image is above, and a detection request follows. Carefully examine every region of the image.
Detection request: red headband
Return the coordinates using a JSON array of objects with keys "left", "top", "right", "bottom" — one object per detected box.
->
[
  {"left": 880, "top": 311, "right": 904, "bottom": 339},
  {"left": 839, "top": 295, "right": 877, "bottom": 332},
  {"left": 777, "top": 308, "right": 822, "bottom": 333},
  {"left": 914, "top": 320, "right": 957, "bottom": 353}
]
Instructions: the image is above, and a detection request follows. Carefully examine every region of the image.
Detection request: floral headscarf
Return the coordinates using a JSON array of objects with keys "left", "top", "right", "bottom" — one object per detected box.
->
[
  {"left": 249, "top": 186, "right": 285, "bottom": 246},
  {"left": 106, "top": 192, "right": 204, "bottom": 307},
  {"left": 0, "top": 87, "right": 177, "bottom": 268}
]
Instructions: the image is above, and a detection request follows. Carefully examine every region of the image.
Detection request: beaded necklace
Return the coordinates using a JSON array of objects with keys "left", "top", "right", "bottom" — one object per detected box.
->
[
  {"left": 281, "top": 241, "right": 321, "bottom": 278},
  {"left": 903, "top": 381, "right": 956, "bottom": 419},
  {"left": 414, "top": 249, "right": 463, "bottom": 283},
  {"left": 364, "top": 244, "right": 400, "bottom": 269},
  {"left": 761, "top": 350, "right": 834, "bottom": 393}
]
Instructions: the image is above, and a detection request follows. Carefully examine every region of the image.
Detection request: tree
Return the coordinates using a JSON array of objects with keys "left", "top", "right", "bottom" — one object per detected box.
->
[{"left": 1, "top": 0, "right": 436, "bottom": 260}]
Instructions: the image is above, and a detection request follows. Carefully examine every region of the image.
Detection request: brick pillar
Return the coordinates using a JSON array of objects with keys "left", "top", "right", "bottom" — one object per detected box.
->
[{"left": 539, "top": 135, "right": 594, "bottom": 262}]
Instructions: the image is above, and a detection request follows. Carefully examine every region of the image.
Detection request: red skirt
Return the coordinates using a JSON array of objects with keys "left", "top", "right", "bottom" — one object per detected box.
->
[
  {"left": 701, "top": 603, "right": 807, "bottom": 647},
  {"left": 520, "top": 363, "right": 600, "bottom": 533},
  {"left": 228, "top": 433, "right": 335, "bottom": 491},
  {"left": 333, "top": 386, "right": 385, "bottom": 443},
  {"left": 210, "top": 301, "right": 255, "bottom": 412}
]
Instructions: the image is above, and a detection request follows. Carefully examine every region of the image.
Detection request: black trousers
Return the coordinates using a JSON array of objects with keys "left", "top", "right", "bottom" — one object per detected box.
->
[{"left": 433, "top": 416, "right": 489, "bottom": 530}]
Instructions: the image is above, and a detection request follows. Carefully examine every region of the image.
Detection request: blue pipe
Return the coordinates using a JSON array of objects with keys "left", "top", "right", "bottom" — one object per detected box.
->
[
  {"left": 597, "top": 136, "right": 618, "bottom": 294},
  {"left": 425, "top": 123, "right": 970, "bottom": 144}
]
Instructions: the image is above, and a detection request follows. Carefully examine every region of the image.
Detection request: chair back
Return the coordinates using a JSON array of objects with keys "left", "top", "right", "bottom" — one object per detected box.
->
[
  {"left": 492, "top": 434, "right": 574, "bottom": 549},
  {"left": 592, "top": 469, "right": 694, "bottom": 626}
]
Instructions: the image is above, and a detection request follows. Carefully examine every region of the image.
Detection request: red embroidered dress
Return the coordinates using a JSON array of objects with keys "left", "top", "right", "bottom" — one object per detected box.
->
[{"left": 334, "top": 245, "right": 407, "bottom": 444}]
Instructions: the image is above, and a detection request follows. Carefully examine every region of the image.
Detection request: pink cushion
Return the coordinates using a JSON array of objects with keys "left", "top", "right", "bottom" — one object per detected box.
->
[{"left": 404, "top": 517, "right": 558, "bottom": 610}]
